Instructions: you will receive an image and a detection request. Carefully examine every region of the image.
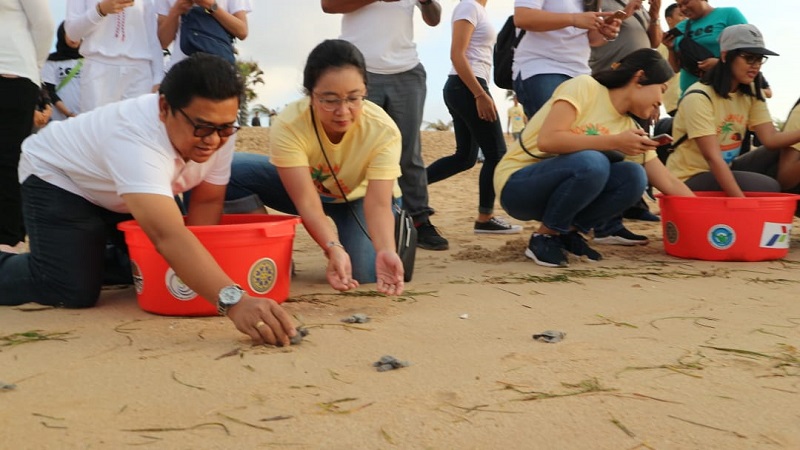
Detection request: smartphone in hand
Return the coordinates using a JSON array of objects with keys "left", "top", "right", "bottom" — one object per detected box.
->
[
  {"left": 665, "top": 27, "right": 683, "bottom": 38},
  {"left": 604, "top": 10, "right": 626, "bottom": 24},
  {"left": 651, "top": 133, "right": 674, "bottom": 146}
]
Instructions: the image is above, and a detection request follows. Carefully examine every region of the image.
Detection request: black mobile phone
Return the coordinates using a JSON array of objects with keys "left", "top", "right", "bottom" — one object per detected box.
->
[{"left": 666, "top": 27, "right": 683, "bottom": 38}]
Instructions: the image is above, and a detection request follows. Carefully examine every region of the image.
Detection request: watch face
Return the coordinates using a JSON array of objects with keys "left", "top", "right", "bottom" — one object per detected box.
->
[{"left": 219, "top": 286, "right": 243, "bottom": 305}]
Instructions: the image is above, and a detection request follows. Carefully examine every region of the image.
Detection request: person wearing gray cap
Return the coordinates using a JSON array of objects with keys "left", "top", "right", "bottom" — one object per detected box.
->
[{"left": 666, "top": 24, "right": 800, "bottom": 198}]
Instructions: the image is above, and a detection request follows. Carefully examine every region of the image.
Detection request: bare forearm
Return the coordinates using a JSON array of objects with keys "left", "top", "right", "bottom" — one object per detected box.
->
[
  {"left": 514, "top": 8, "right": 574, "bottom": 32},
  {"left": 538, "top": 131, "right": 617, "bottom": 154},
  {"left": 364, "top": 195, "right": 395, "bottom": 254},
  {"left": 157, "top": 12, "right": 180, "bottom": 48},
  {"left": 758, "top": 128, "right": 800, "bottom": 150}
]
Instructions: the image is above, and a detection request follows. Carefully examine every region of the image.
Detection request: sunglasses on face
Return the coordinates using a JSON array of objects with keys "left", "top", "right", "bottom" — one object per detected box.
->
[{"left": 177, "top": 108, "right": 240, "bottom": 138}]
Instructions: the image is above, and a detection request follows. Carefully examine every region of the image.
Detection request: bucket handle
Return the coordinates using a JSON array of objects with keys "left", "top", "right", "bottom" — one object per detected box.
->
[{"left": 725, "top": 199, "right": 760, "bottom": 209}]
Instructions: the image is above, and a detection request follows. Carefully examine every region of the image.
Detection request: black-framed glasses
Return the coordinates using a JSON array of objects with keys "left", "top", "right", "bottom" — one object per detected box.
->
[
  {"left": 313, "top": 93, "right": 366, "bottom": 112},
  {"left": 739, "top": 52, "right": 768, "bottom": 66},
  {"left": 176, "top": 108, "right": 240, "bottom": 138}
]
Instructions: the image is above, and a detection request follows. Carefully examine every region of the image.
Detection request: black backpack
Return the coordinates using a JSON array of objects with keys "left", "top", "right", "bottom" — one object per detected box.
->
[{"left": 493, "top": 16, "right": 526, "bottom": 90}]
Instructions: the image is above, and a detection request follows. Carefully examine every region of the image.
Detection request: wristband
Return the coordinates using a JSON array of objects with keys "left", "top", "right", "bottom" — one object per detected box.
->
[
  {"left": 96, "top": 2, "right": 107, "bottom": 17},
  {"left": 325, "top": 241, "right": 344, "bottom": 256}
]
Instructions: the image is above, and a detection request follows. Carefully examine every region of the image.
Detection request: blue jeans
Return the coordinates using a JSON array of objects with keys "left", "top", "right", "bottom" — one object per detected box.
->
[
  {"left": 499, "top": 151, "right": 647, "bottom": 234},
  {"left": 427, "top": 76, "right": 506, "bottom": 215},
  {"left": 0, "top": 176, "right": 133, "bottom": 307},
  {"left": 223, "top": 153, "right": 378, "bottom": 283},
  {"left": 513, "top": 73, "right": 572, "bottom": 119},
  {"left": 366, "top": 64, "right": 433, "bottom": 222}
]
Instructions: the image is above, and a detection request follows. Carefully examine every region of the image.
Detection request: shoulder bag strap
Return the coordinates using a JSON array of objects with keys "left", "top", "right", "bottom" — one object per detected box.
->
[
  {"left": 55, "top": 59, "right": 83, "bottom": 93},
  {"left": 670, "top": 88, "right": 712, "bottom": 149}
]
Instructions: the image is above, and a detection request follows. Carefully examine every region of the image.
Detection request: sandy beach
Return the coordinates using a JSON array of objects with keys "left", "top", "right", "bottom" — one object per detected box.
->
[{"left": 2, "top": 127, "right": 799, "bottom": 449}]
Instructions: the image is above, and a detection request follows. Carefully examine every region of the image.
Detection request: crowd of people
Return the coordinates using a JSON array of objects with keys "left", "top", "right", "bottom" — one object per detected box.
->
[{"left": 1, "top": 0, "right": 799, "bottom": 346}]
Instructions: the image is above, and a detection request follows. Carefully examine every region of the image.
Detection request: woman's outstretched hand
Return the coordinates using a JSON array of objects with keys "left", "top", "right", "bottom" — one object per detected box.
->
[
  {"left": 375, "top": 251, "right": 404, "bottom": 296},
  {"left": 325, "top": 246, "right": 359, "bottom": 291}
]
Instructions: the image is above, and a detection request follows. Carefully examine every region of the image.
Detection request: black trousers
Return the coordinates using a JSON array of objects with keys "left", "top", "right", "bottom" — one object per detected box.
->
[
  {"left": 0, "top": 176, "right": 132, "bottom": 308},
  {"left": 0, "top": 77, "right": 39, "bottom": 245}
]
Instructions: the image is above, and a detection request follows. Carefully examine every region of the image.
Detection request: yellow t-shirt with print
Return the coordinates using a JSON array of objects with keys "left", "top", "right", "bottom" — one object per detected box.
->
[
  {"left": 507, "top": 104, "right": 526, "bottom": 133},
  {"left": 666, "top": 83, "right": 773, "bottom": 181},
  {"left": 270, "top": 98, "right": 402, "bottom": 203},
  {"left": 784, "top": 102, "right": 800, "bottom": 152},
  {"left": 494, "top": 75, "right": 657, "bottom": 196},
  {"left": 657, "top": 44, "right": 681, "bottom": 114}
]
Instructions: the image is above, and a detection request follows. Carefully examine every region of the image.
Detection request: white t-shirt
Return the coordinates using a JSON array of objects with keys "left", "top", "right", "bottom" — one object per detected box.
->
[
  {"left": 448, "top": 0, "right": 495, "bottom": 82},
  {"left": 157, "top": 0, "right": 253, "bottom": 70},
  {"left": 339, "top": 0, "right": 421, "bottom": 74},
  {"left": 513, "top": 0, "right": 591, "bottom": 80},
  {"left": 19, "top": 94, "right": 233, "bottom": 213},
  {"left": 65, "top": 0, "right": 164, "bottom": 85},
  {"left": 0, "top": 0, "right": 53, "bottom": 84},
  {"left": 41, "top": 58, "right": 83, "bottom": 121}
]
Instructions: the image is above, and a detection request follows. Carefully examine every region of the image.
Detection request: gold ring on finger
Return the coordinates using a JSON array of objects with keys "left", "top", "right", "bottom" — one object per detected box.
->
[{"left": 255, "top": 321, "right": 266, "bottom": 329}]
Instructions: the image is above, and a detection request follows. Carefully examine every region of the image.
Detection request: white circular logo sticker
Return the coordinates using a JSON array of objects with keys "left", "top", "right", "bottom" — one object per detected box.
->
[{"left": 165, "top": 268, "right": 197, "bottom": 301}]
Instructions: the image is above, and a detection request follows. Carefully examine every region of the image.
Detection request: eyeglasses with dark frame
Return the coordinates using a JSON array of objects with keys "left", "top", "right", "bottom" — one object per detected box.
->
[
  {"left": 739, "top": 52, "right": 768, "bottom": 66},
  {"left": 176, "top": 108, "right": 240, "bottom": 138},
  {"left": 313, "top": 92, "right": 367, "bottom": 112}
]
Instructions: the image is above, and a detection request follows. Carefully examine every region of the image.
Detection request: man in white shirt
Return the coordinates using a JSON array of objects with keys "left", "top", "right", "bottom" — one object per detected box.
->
[
  {"left": 321, "top": 0, "right": 449, "bottom": 251},
  {"left": 0, "top": 54, "right": 295, "bottom": 347}
]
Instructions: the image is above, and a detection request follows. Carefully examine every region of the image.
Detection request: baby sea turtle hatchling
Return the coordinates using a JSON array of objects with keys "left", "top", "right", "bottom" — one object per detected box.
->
[
  {"left": 532, "top": 330, "right": 566, "bottom": 343},
  {"left": 290, "top": 326, "right": 310, "bottom": 345},
  {"left": 340, "top": 313, "right": 370, "bottom": 324},
  {"left": 372, "top": 355, "right": 410, "bottom": 372}
]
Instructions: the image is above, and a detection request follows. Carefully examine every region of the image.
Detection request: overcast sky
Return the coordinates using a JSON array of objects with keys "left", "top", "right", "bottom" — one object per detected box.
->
[{"left": 48, "top": 1, "right": 799, "bottom": 129}]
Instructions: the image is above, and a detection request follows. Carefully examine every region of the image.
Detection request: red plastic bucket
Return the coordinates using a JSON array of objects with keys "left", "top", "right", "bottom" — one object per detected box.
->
[
  {"left": 657, "top": 192, "right": 798, "bottom": 261},
  {"left": 118, "top": 214, "right": 301, "bottom": 316}
]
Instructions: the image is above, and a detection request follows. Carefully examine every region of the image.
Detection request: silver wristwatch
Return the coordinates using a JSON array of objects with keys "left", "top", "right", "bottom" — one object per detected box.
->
[{"left": 217, "top": 285, "right": 244, "bottom": 316}]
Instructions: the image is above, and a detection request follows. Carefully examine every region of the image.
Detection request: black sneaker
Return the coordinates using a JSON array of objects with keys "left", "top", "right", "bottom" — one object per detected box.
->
[
  {"left": 416, "top": 220, "right": 449, "bottom": 250},
  {"left": 559, "top": 231, "right": 603, "bottom": 261},
  {"left": 594, "top": 226, "right": 649, "bottom": 246},
  {"left": 524, "top": 234, "right": 568, "bottom": 267},
  {"left": 474, "top": 217, "right": 523, "bottom": 235}
]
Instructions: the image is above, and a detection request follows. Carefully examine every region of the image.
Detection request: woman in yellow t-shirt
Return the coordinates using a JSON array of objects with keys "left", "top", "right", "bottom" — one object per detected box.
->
[
  {"left": 666, "top": 24, "right": 800, "bottom": 198},
  {"left": 224, "top": 40, "right": 405, "bottom": 295},
  {"left": 494, "top": 48, "right": 692, "bottom": 268}
]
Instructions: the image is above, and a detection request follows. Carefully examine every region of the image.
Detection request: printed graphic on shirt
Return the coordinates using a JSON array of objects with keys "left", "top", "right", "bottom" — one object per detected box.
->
[
  {"left": 760, "top": 222, "right": 792, "bottom": 249},
  {"left": 718, "top": 114, "right": 745, "bottom": 163},
  {"left": 573, "top": 123, "right": 610, "bottom": 136},
  {"left": 310, "top": 163, "right": 351, "bottom": 202},
  {"left": 707, "top": 224, "right": 735, "bottom": 250},
  {"left": 249, "top": 258, "right": 278, "bottom": 294}
]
